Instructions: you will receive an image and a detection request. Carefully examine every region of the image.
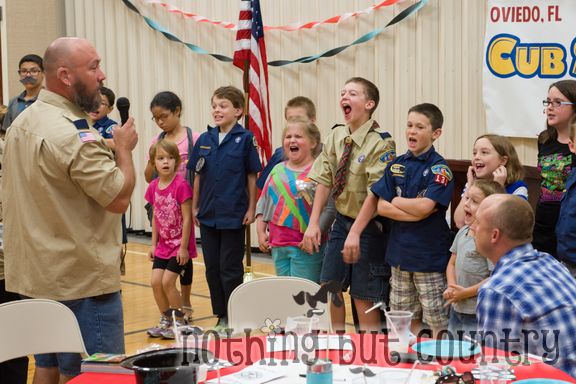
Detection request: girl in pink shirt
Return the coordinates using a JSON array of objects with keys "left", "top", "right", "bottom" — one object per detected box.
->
[
  {"left": 144, "top": 91, "right": 199, "bottom": 321},
  {"left": 145, "top": 140, "right": 197, "bottom": 339}
]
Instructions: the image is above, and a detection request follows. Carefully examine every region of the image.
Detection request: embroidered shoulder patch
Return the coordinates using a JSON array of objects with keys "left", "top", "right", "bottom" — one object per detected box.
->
[
  {"left": 380, "top": 149, "right": 396, "bottom": 163},
  {"left": 431, "top": 164, "right": 453, "bottom": 180},
  {"left": 390, "top": 163, "right": 405, "bottom": 176},
  {"left": 431, "top": 164, "right": 452, "bottom": 186},
  {"left": 378, "top": 131, "right": 391, "bottom": 139},
  {"left": 73, "top": 119, "right": 89, "bottom": 130},
  {"left": 78, "top": 131, "right": 97, "bottom": 143}
]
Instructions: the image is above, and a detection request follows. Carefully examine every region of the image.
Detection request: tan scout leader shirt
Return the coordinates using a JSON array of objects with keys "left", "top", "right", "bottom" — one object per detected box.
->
[
  {"left": 309, "top": 119, "right": 396, "bottom": 219},
  {"left": 3, "top": 89, "right": 125, "bottom": 301}
]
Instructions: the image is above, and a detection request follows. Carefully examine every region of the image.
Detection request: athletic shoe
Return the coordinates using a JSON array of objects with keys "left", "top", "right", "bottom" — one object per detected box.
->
[
  {"left": 147, "top": 315, "right": 171, "bottom": 338},
  {"left": 161, "top": 319, "right": 187, "bottom": 340}
]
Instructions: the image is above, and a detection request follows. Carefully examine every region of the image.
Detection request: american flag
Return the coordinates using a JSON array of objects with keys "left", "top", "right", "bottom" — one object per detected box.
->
[{"left": 233, "top": 0, "right": 272, "bottom": 161}]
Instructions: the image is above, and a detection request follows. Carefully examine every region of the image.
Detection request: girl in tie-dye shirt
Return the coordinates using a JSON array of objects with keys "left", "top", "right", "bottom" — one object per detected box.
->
[{"left": 256, "top": 118, "right": 325, "bottom": 282}]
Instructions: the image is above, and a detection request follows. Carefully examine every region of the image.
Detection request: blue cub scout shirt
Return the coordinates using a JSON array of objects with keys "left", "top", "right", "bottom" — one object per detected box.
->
[
  {"left": 371, "top": 146, "right": 454, "bottom": 272},
  {"left": 93, "top": 116, "right": 117, "bottom": 139},
  {"left": 556, "top": 169, "right": 576, "bottom": 264},
  {"left": 189, "top": 123, "right": 262, "bottom": 229}
]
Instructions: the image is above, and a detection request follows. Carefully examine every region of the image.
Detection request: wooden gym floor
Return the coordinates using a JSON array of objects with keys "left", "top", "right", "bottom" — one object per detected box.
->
[{"left": 26, "top": 236, "right": 355, "bottom": 382}]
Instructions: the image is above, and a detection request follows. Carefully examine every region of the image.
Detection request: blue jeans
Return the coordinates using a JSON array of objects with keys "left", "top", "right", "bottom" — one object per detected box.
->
[
  {"left": 320, "top": 214, "right": 390, "bottom": 302},
  {"left": 34, "top": 292, "right": 125, "bottom": 377},
  {"left": 272, "top": 245, "right": 324, "bottom": 283},
  {"left": 448, "top": 309, "right": 478, "bottom": 339}
]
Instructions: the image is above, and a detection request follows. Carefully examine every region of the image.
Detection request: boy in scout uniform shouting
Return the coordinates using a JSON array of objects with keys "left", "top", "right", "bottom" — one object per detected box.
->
[
  {"left": 302, "top": 77, "right": 396, "bottom": 333},
  {"left": 372, "top": 103, "right": 454, "bottom": 336},
  {"left": 3, "top": 37, "right": 137, "bottom": 382}
]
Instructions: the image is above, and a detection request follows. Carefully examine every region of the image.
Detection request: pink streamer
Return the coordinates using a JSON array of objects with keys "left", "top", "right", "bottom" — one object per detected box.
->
[{"left": 145, "top": 0, "right": 403, "bottom": 31}]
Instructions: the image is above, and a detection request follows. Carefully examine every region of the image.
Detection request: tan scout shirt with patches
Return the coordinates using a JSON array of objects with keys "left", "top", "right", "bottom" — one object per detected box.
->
[
  {"left": 3, "top": 89, "right": 125, "bottom": 301},
  {"left": 309, "top": 119, "right": 396, "bottom": 218}
]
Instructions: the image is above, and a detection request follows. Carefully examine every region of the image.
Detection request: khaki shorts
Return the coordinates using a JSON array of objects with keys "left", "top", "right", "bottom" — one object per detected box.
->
[{"left": 390, "top": 266, "right": 449, "bottom": 328}]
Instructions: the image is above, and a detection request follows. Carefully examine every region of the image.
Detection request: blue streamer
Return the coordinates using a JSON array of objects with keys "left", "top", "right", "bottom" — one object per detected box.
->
[
  {"left": 121, "top": 0, "right": 427, "bottom": 67},
  {"left": 268, "top": 0, "right": 428, "bottom": 66},
  {"left": 122, "top": 0, "right": 232, "bottom": 62}
]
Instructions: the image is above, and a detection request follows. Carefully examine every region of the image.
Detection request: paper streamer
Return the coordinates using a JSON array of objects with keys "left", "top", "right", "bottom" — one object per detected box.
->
[
  {"left": 268, "top": 0, "right": 428, "bottom": 66},
  {"left": 122, "top": 0, "right": 233, "bottom": 62},
  {"left": 121, "top": 0, "right": 428, "bottom": 66},
  {"left": 145, "top": 0, "right": 403, "bottom": 31}
]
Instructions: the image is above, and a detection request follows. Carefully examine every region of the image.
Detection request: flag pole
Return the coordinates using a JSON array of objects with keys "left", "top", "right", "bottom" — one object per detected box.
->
[
  {"left": 242, "top": 59, "right": 254, "bottom": 283},
  {"left": 234, "top": 0, "right": 271, "bottom": 282}
]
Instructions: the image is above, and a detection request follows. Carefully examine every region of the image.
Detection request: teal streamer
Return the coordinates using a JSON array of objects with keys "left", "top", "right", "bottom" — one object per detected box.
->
[
  {"left": 121, "top": 0, "right": 427, "bottom": 66},
  {"left": 121, "top": 0, "right": 232, "bottom": 62},
  {"left": 268, "top": 0, "right": 428, "bottom": 66}
]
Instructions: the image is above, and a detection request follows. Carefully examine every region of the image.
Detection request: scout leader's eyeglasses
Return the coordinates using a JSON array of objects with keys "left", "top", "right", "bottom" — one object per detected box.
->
[
  {"left": 435, "top": 371, "right": 475, "bottom": 384},
  {"left": 542, "top": 99, "right": 575, "bottom": 108}
]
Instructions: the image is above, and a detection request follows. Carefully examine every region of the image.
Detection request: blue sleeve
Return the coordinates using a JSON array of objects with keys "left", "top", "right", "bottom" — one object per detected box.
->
[
  {"left": 1, "top": 98, "right": 17, "bottom": 131},
  {"left": 257, "top": 147, "right": 284, "bottom": 189},
  {"left": 187, "top": 136, "right": 202, "bottom": 171},
  {"left": 103, "top": 119, "right": 117, "bottom": 139},
  {"left": 423, "top": 163, "right": 454, "bottom": 207},
  {"left": 370, "top": 165, "right": 395, "bottom": 202},
  {"left": 506, "top": 180, "right": 529, "bottom": 200},
  {"left": 245, "top": 132, "right": 263, "bottom": 174}
]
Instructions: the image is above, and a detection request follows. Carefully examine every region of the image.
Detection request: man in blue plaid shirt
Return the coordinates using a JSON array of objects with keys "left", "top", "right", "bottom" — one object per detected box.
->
[{"left": 474, "top": 194, "right": 576, "bottom": 378}]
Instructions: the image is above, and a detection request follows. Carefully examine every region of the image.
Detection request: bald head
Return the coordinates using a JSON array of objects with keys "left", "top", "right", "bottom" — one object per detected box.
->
[
  {"left": 479, "top": 194, "right": 534, "bottom": 243},
  {"left": 473, "top": 194, "right": 534, "bottom": 262},
  {"left": 43, "top": 37, "right": 105, "bottom": 112},
  {"left": 44, "top": 38, "right": 94, "bottom": 78}
]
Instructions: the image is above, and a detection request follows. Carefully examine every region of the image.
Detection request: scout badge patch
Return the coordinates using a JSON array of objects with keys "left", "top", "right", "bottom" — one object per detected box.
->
[
  {"left": 380, "top": 148, "right": 395, "bottom": 163},
  {"left": 390, "top": 163, "right": 405, "bottom": 176},
  {"left": 74, "top": 119, "right": 97, "bottom": 143},
  {"left": 78, "top": 131, "right": 97, "bottom": 143},
  {"left": 431, "top": 164, "right": 453, "bottom": 186}
]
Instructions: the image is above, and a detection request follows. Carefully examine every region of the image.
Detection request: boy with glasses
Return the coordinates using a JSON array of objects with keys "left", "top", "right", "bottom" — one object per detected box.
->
[
  {"left": 1, "top": 54, "right": 44, "bottom": 134},
  {"left": 89, "top": 86, "right": 117, "bottom": 150}
]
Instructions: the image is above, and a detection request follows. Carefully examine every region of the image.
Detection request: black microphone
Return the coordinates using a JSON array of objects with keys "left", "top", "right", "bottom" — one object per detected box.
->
[{"left": 116, "top": 97, "right": 130, "bottom": 125}]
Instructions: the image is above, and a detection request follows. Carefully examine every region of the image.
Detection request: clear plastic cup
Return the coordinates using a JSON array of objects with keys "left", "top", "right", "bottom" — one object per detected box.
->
[
  {"left": 477, "top": 359, "right": 510, "bottom": 384},
  {"left": 285, "top": 316, "right": 320, "bottom": 335},
  {"left": 378, "top": 369, "right": 411, "bottom": 384},
  {"left": 285, "top": 316, "right": 319, "bottom": 362},
  {"left": 385, "top": 311, "right": 413, "bottom": 353}
]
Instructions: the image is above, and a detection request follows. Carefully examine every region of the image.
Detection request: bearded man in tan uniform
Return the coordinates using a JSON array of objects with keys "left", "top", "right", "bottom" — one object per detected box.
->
[{"left": 3, "top": 37, "right": 137, "bottom": 383}]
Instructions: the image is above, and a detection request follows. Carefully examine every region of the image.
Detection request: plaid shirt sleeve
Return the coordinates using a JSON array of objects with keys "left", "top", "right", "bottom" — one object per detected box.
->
[{"left": 477, "top": 287, "right": 523, "bottom": 354}]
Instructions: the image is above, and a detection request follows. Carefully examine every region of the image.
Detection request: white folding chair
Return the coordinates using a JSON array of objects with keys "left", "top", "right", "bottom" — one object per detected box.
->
[
  {"left": 0, "top": 298, "right": 88, "bottom": 362},
  {"left": 227, "top": 276, "right": 332, "bottom": 334}
]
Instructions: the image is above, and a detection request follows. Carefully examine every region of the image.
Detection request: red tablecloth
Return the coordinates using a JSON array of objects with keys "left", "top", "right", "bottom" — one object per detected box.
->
[{"left": 69, "top": 334, "right": 576, "bottom": 383}]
